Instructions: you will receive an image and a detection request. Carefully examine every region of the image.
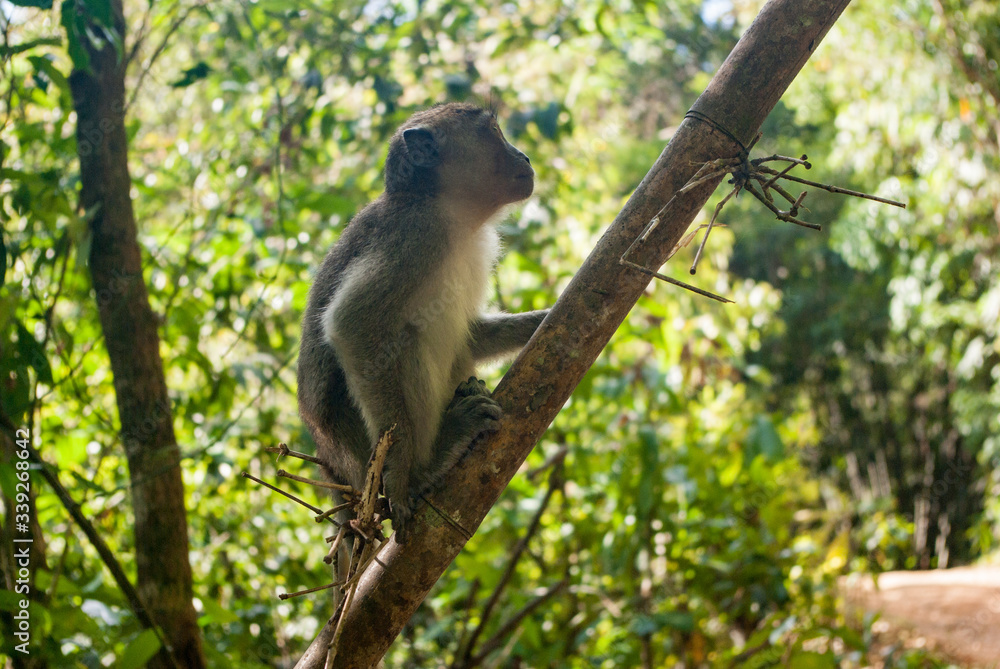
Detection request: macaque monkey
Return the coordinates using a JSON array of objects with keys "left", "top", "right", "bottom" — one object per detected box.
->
[{"left": 297, "top": 103, "right": 547, "bottom": 538}]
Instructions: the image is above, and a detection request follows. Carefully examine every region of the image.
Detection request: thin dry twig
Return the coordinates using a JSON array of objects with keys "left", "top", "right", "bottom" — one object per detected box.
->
[
  {"left": 620, "top": 145, "right": 906, "bottom": 302},
  {"left": 315, "top": 502, "right": 353, "bottom": 523},
  {"left": 756, "top": 165, "right": 907, "bottom": 207},
  {"left": 323, "top": 426, "right": 395, "bottom": 667},
  {"left": 690, "top": 187, "right": 737, "bottom": 275},
  {"left": 324, "top": 525, "right": 347, "bottom": 565},
  {"left": 246, "top": 426, "right": 394, "bottom": 665},
  {"left": 744, "top": 180, "right": 820, "bottom": 230},
  {"left": 277, "top": 469, "right": 355, "bottom": 492},
  {"left": 242, "top": 471, "right": 334, "bottom": 520},
  {"left": 266, "top": 442, "right": 327, "bottom": 465},
  {"left": 326, "top": 538, "right": 368, "bottom": 669},
  {"left": 279, "top": 581, "right": 342, "bottom": 601},
  {"left": 620, "top": 220, "right": 735, "bottom": 304},
  {"left": 356, "top": 425, "right": 395, "bottom": 524}
]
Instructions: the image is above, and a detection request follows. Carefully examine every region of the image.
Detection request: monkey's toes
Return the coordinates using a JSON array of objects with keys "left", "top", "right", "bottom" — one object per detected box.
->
[{"left": 465, "top": 394, "right": 502, "bottom": 436}]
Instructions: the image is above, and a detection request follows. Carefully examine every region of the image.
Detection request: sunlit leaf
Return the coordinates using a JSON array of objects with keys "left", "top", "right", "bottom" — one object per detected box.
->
[{"left": 117, "top": 629, "right": 162, "bottom": 669}]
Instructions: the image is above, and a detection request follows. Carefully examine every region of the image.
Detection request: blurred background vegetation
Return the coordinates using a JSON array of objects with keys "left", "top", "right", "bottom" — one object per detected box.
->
[{"left": 1, "top": 0, "right": 998, "bottom": 666}]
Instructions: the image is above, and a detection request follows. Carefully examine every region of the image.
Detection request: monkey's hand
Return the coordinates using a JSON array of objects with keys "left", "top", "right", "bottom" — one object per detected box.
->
[{"left": 453, "top": 376, "right": 493, "bottom": 399}]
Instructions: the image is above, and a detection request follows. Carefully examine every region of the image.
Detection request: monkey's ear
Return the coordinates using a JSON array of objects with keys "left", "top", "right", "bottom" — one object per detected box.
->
[{"left": 402, "top": 127, "right": 440, "bottom": 168}]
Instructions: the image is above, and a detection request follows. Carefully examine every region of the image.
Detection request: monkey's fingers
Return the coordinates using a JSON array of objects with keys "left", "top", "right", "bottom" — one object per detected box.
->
[{"left": 454, "top": 376, "right": 492, "bottom": 399}]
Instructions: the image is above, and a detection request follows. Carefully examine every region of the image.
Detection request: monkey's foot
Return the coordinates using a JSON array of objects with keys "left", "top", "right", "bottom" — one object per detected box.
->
[
  {"left": 444, "top": 392, "right": 502, "bottom": 445},
  {"left": 408, "top": 393, "right": 502, "bottom": 503},
  {"left": 392, "top": 390, "right": 502, "bottom": 542}
]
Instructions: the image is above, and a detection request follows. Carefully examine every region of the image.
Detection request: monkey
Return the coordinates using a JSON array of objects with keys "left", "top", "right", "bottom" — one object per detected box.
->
[{"left": 297, "top": 103, "right": 548, "bottom": 541}]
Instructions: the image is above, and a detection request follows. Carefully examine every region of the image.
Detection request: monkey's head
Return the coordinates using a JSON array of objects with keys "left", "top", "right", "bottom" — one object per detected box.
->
[{"left": 384, "top": 103, "right": 534, "bottom": 222}]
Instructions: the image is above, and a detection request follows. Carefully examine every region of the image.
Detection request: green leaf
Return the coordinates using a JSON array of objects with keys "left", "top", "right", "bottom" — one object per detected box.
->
[
  {"left": 171, "top": 62, "right": 212, "bottom": 88},
  {"left": 830, "top": 625, "right": 865, "bottom": 650},
  {"left": 198, "top": 599, "right": 240, "bottom": 626},
  {"left": 0, "top": 462, "right": 17, "bottom": 501},
  {"left": 718, "top": 450, "right": 743, "bottom": 486},
  {"left": 16, "top": 322, "right": 53, "bottom": 384},
  {"left": 81, "top": 0, "right": 112, "bottom": 27},
  {"left": 629, "top": 614, "right": 659, "bottom": 637},
  {"left": 118, "top": 629, "right": 162, "bottom": 669},
  {"left": 60, "top": 0, "right": 90, "bottom": 72},
  {"left": 658, "top": 611, "right": 695, "bottom": 632},
  {"left": 0, "top": 36, "right": 62, "bottom": 57},
  {"left": 70, "top": 471, "right": 112, "bottom": 494},
  {"left": 629, "top": 611, "right": 695, "bottom": 636},
  {"left": 373, "top": 75, "right": 402, "bottom": 104},
  {"left": 299, "top": 191, "right": 355, "bottom": 217},
  {"left": 788, "top": 651, "right": 836, "bottom": 669},
  {"left": 8, "top": 0, "right": 53, "bottom": 8},
  {"left": 0, "top": 231, "right": 6, "bottom": 289},
  {"left": 0, "top": 587, "right": 27, "bottom": 611},
  {"left": 27, "top": 55, "right": 71, "bottom": 97},
  {"left": 746, "top": 415, "right": 784, "bottom": 461},
  {"left": 535, "top": 102, "right": 561, "bottom": 139},
  {"left": 56, "top": 0, "right": 118, "bottom": 71}
]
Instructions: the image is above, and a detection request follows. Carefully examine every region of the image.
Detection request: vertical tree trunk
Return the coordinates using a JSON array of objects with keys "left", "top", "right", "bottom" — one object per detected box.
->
[{"left": 67, "top": 1, "right": 205, "bottom": 666}]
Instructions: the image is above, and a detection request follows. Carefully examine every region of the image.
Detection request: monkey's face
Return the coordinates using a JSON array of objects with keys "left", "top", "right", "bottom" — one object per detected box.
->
[
  {"left": 387, "top": 104, "right": 535, "bottom": 223},
  {"left": 434, "top": 110, "right": 534, "bottom": 216},
  {"left": 481, "top": 114, "right": 534, "bottom": 205}
]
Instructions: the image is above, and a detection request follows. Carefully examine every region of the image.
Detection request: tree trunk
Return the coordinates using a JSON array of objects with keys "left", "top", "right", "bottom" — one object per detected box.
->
[
  {"left": 67, "top": 1, "right": 205, "bottom": 666},
  {"left": 297, "top": 1, "right": 854, "bottom": 666}
]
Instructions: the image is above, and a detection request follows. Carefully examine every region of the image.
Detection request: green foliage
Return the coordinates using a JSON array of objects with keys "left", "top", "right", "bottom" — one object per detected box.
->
[
  {"left": 118, "top": 629, "right": 162, "bottom": 669},
  {"left": 1, "top": 0, "right": 994, "bottom": 667},
  {"left": 731, "top": 0, "right": 1000, "bottom": 570},
  {"left": 8, "top": 0, "right": 53, "bottom": 9}
]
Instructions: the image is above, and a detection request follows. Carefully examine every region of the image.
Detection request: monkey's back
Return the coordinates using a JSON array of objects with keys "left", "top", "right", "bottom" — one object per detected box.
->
[{"left": 297, "top": 203, "right": 383, "bottom": 489}]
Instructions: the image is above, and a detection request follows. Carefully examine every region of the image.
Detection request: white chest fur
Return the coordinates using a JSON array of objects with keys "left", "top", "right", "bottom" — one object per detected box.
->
[
  {"left": 410, "top": 226, "right": 499, "bottom": 413},
  {"left": 320, "top": 222, "right": 500, "bottom": 441}
]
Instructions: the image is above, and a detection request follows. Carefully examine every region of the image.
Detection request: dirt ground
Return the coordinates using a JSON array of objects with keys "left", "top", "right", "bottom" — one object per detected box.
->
[{"left": 844, "top": 567, "right": 1000, "bottom": 668}]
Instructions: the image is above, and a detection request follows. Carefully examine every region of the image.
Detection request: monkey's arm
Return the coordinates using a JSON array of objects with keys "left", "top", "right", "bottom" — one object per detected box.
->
[{"left": 468, "top": 309, "right": 549, "bottom": 362}]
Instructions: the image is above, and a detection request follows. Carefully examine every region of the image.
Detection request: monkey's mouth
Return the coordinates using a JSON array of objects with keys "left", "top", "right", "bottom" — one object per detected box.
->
[{"left": 514, "top": 172, "right": 534, "bottom": 180}]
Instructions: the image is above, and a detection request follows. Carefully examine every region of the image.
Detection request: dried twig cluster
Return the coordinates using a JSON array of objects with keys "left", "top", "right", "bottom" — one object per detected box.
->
[
  {"left": 621, "top": 137, "right": 907, "bottom": 303},
  {"left": 243, "top": 429, "right": 394, "bottom": 669},
  {"left": 244, "top": 439, "right": 571, "bottom": 668}
]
